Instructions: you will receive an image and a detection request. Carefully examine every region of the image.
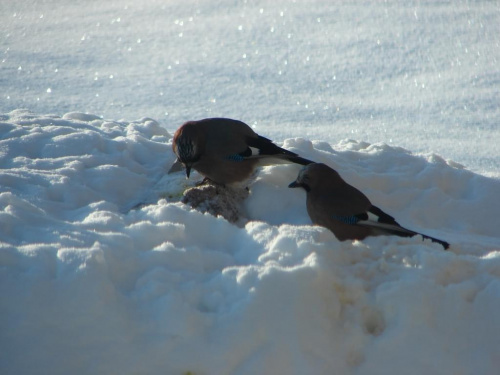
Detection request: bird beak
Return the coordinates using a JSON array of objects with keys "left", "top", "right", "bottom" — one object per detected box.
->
[
  {"left": 288, "top": 180, "right": 300, "bottom": 188},
  {"left": 185, "top": 165, "right": 192, "bottom": 179}
]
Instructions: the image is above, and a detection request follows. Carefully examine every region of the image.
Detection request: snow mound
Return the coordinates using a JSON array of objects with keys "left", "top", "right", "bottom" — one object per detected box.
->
[{"left": 1, "top": 110, "right": 500, "bottom": 375}]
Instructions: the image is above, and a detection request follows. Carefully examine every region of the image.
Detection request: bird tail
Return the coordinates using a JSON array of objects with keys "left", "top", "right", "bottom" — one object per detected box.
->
[
  {"left": 361, "top": 222, "right": 449, "bottom": 250},
  {"left": 361, "top": 206, "right": 449, "bottom": 249},
  {"left": 283, "top": 155, "right": 315, "bottom": 165},
  {"left": 383, "top": 226, "right": 449, "bottom": 249},
  {"left": 247, "top": 135, "right": 315, "bottom": 165},
  {"left": 255, "top": 154, "right": 314, "bottom": 167},
  {"left": 419, "top": 234, "right": 450, "bottom": 250}
]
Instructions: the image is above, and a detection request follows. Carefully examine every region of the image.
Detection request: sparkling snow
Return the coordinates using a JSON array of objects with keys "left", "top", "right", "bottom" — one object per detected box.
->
[{"left": 1, "top": 1, "right": 500, "bottom": 374}]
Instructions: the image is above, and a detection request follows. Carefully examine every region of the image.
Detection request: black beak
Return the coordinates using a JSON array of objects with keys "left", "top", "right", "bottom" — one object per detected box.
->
[
  {"left": 185, "top": 165, "right": 192, "bottom": 179},
  {"left": 288, "top": 181, "right": 300, "bottom": 188}
]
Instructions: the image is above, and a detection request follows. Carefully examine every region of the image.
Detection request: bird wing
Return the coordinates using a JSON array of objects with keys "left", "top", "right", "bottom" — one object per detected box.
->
[
  {"left": 327, "top": 202, "right": 416, "bottom": 236},
  {"left": 319, "top": 183, "right": 372, "bottom": 216},
  {"left": 246, "top": 135, "right": 297, "bottom": 157},
  {"left": 196, "top": 117, "right": 312, "bottom": 164},
  {"left": 317, "top": 183, "right": 450, "bottom": 248},
  {"left": 221, "top": 135, "right": 313, "bottom": 165},
  {"left": 355, "top": 205, "right": 417, "bottom": 236},
  {"left": 198, "top": 118, "right": 256, "bottom": 157}
]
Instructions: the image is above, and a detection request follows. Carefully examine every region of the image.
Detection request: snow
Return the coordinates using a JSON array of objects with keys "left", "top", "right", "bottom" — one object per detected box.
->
[
  {"left": 1, "top": 109, "right": 499, "bottom": 374},
  {"left": 2, "top": 0, "right": 499, "bottom": 175},
  {"left": 1, "top": 1, "right": 500, "bottom": 374}
]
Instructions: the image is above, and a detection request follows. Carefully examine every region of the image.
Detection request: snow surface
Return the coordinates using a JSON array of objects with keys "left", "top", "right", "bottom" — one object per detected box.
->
[
  {"left": 1, "top": 0, "right": 500, "bottom": 374},
  {"left": 1, "top": 110, "right": 500, "bottom": 375}
]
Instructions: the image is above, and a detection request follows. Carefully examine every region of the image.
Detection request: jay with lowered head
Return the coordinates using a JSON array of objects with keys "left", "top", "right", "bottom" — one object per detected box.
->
[{"left": 170, "top": 118, "right": 313, "bottom": 185}]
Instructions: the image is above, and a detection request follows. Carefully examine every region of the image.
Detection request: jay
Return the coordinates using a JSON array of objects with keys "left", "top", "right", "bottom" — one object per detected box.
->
[
  {"left": 289, "top": 163, "right": 449, "bottom": 249},
  {"left": 170, "top": 118, "right": 313, "bottom": 185}
]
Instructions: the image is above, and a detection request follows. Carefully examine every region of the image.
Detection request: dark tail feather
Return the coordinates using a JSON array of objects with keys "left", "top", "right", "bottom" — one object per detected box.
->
[
  {"left": 386, "top": 226, "right": 450, "bottom": 250},
  {"left": 383, "top": 228, "right": 449, "bottom": 250},
  {"left": 393, "top": 228, "right": 449, "bottom": 250},
  {"left": 420, "top": 233, "right": 450, "bottom": 250},
  {"left": 368, "top": 206, "right": 449, "bottom": 250}
]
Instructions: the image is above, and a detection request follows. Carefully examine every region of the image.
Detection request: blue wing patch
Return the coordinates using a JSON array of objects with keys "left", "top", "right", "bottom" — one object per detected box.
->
[
  {"left": 225, "top": 154, "right": 245, "bottom": 162},
  {"left": 332, "top": 214, "right": 360, "bottom": 225}
]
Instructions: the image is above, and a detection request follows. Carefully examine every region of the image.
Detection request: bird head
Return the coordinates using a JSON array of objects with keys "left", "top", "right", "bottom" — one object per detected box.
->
[
  {"left": 289, "top": 163, "right": 342, "bottom": 192},
  {"left": 173, "top": 122, "right": 204, "bottom": 178},
  {"left": 288, "top": 165, "right": 313, "bottom": 192}
]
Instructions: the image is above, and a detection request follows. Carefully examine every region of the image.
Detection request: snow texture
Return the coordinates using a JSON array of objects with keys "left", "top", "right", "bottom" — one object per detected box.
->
[
  {"left": 1, "top": 0, "right": 500, "bottom": 374},
  {"left": 1, "top": 109, "right": 499, "bottom": 375}
]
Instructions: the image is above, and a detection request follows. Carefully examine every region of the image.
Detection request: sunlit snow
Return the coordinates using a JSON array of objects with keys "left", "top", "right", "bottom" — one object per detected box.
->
[{"left": 1, "top": 1, "right": 500, "bottom": 374}]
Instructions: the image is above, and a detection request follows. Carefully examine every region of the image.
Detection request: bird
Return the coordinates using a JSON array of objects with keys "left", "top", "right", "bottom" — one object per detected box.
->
[
  {"left": 288, "top": 163, "right": 449, "bottom": 249},
  {"left": 169, "top": 118, "right": 314, "bottom": 185}
]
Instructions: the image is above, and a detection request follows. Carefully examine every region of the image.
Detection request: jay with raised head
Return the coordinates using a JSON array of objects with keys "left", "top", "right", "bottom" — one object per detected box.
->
[
  {"left": 170, "top": 118, "right": 313, "bottom": 185},
  {"left": 289, "top": 163, "right": 449, "bottom": 249}
]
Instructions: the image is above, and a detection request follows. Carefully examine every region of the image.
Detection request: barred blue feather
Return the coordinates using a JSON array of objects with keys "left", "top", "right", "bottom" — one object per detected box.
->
[
  {"left": 225, "top": 154, "right": 245, "bottom": 162},
  {"left": 332, "top": 214, "right": 360, "bottom": 225}
]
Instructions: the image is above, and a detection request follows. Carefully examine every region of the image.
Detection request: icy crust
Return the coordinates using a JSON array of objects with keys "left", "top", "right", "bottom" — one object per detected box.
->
[{"left": 1, "top": 110, "right": 500, "bottom": 375}]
